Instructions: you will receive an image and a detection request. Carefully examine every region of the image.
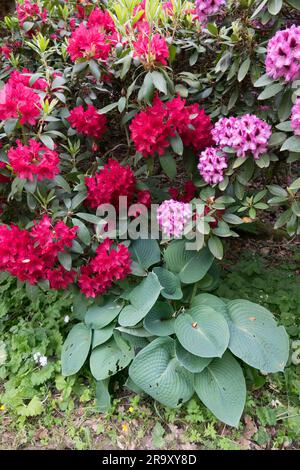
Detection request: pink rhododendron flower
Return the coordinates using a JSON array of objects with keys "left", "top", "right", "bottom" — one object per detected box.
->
[
  {"left": 157, "top": 199, "right": 192, "bottom": 238},
  {"left": 266, "top": 25, "right": 300, "bottom": 82},
  {"left": 17, "top": 0, "right": 47, "bottom": 27},
  {"left": 195, "top": 0, "right": 226, "bottom": 24},
  {"left": 0, "top": 216, "right": 77, "bottom": 286},
  {"left": 68, "top": 105, "right": 107, "bottom": 139},
  {"left": 67, "top": 23, "right": 111, "bottom": 62},
  {"left": 8, "top": 139, "right": 60, "bottom": 181},
  {"left": 87, "top": 8, "right": 116, "bottom": 34},
  {"left": 133, "top": 33, "right": 169, "bottom": 66},
  {"left": 78, "top": 239, "right": 132, "bottom": 298},
  {"left": 9, "top": 69, "right": 48, "bottom": 91},
  {"left": 291, "top": 98, "right": 300, "bottom": 135},
  {"left": 212, "top": 114, "right": 271, "bottom": 160},
  {"left": 85, "top": 159, "right": 136, "bottom": 210},
  {"left": 130, "top": 96, "right": 212, "bottom": 157},
  {"left": 0, "top": 83, "right": 41, "bottom": 125},
  {"left": 198, "top": 147, "right": 227, "bottom": 184}
]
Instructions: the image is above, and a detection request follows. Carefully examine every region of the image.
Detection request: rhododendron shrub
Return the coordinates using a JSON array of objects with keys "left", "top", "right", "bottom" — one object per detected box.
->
[{"left": 0, "top": 0, "right": 297, "bottom": 426}]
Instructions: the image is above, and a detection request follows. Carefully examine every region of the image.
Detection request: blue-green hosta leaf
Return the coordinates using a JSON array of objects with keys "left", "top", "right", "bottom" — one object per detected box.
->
[
  {"left": 194, "top": 351, "right": 246, "bottom": 427},
  {"left": 152, "top": 267, "right": 183, "bottom": 300},
  {"left": 130, "top": 239, "right": 161, "bottom": 270},
  {"left": 96, "top": 379, "right": 112, "bottom": 413},
  {"left": 90, "top": 337, "right": 134, "bottom": 380},
  {"left": 129, "top": 337, "right": 194, "bottom": 408},
  {"left": 61, "top": 323, "right": 92, "bottom": 376},
  {"left": 175, "top": 305, "right": 229, "bottom": 358},
  {"left": 85, "top": 299, "right": 123, "bottom": 329},
  {"left": 144, "top": 302, "right": 175, "bottom": 336},
  {"left": 164, "top": 240, "right": 214, "bottom": 284},
  {"left": 118, "top": 272, "right": 162, "bottom": 327},
  {"left": 92, "top": 324, "right": 115, "bottom": 349},
  {"left": 191, "top": 293, "right": 230, "bottom": 321},
  {"left": 175, "top": 341, "right": 211, "bottom": 373},
  {"left": 226, "top": 300, "right": 289, "bottom": 372}
]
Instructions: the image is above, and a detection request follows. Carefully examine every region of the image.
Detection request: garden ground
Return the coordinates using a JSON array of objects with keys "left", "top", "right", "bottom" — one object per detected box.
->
[{"left": 1, "top": 233, "right": 299, "bottom": 451}]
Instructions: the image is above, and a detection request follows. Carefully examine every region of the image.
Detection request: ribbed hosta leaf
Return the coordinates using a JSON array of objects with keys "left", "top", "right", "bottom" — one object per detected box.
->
[
  {"left": 61, "top": 323, "right": 92, "bottom": 376},
  {"left": 175, "top": 341, "right": 211, "bottom": 373},
  {"left": 129, "top": 337, "right": 194, "bottom": 407},
  {"left": 118, "top": 272, "right": 162, "bottom": 327},
  {"left": 90, "top": 338, "right": 134, "bottom": 380},
  {"left": 164, "top": 240, "right": 213, "bottom": 284},
  {"left": 194, "top": 351, "right": 246, "bottom": 427},
  {"left": 153, "top": 267, "right": 183, "bottom": 300},
  {"left": 191, "top": 293, "right": 230, "bottom": 321},
  {"left": 144, "top": 302, "right": 175, "bottom": 336},
  {"left": 175, "top": 305, "right": 229, "bottom": 357},
  {"left": 85, "top": 299, "right": 123, "bottom": 329},
  {"left": 92, "top": 324, "right": 115, "bottom": 349},
  {"left": 226, "top": 300, "right": 289, "bottom": 372},
  {"left": 130, "top": 239, "right": 161, "bottom": 270}
]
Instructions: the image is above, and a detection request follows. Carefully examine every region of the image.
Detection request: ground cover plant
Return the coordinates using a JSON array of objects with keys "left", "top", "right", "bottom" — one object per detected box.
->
[{"left": 0, "top": 0, "right": 299, "bottom": 433}]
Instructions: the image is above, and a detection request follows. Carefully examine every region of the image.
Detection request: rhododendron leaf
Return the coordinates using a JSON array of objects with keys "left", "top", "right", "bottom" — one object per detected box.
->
[
  {"left": 99, "top": 102, "right": 119, "bottom": 114},
  {"left": 130, "top": 239, "right": 160, "bottom": 270},
  {"left": 144, "top": 302, "right": 175, "bottom": 336},
  {"left": 118, "top": 273, "right": 162, "bottom": 327},
  {"left": 92, "top": 324, "right": 115, "bottom": 349},
  {"left": 170, "top": 132, "right": 183, "bottom": 155},
  {"left": 138, "top": 72, "right": 154, "bottom": 103},
  {"left": 57, "top": 252, "right": 72, "bottom": 271},
  {"left": 238, "top": 58, "right": 250, "bottom": 82},
  {"left": 40, "top": 134, "right": 55, "bottom": 150},
  {"left": 152, "top": 267, "right": 182, "bottom": 300},
  {"left": 175, "top": 305, "right": 230, "bottom": 357},
  {"left": 4, "top": 118, "right": 18, "bottom": 136},
  {"left": 164, "top": 240, "right": 214, "bottom": 284},
  {"left": 258, "top": 83, "right": 283, "bottom": 100},
  {"left": 194, "top": 351, "right": 246, "bottom": 427},
  {"left": 159, "top": 153, "right": 177, "bottom": 179},
  {"left": 61, "top": 323, "right": 92, "bottom": 376},
  {"left": 253, "top": 73, "right": 273, "bottom": 87},
  {"left": 151, "top": 71, "right": 167, "bottom": 95},
  {"left": 89, "top": 60, "right": 101, "bottom": 80},
  {"left": 226, "top": 300, "right": 289, "bottom": 372},
  {"left": 90, "top": 338, "right": 134, "bottom": 381},
  {"left": 268, "top": 0, "right": 283, "bottom": 16},
  {"left": 71, "top": 218, "right": 91, "bottom": 245},
  {"left": 85, "top": 300, "right": 123, "bottom": 330},
  {"left": 129, "top": 337, "right": 194, "bottom": 408},
  {"left": 208, "top": 236, "right": 223, "bottom": 260},
  {"left": 175, "top": 341, "right": 211, "bottom": 373},
  {"left": 280, "top": 135, "right": 300, "bottom": 152}
]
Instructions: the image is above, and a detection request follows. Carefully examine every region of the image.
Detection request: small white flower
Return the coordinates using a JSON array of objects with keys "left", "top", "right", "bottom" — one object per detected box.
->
[
  {"left": 64, "top": 315, "right": 70, "bottom": 324},
  {"left": 39, "top": 355, "right": 48, "bottom": 367},
  {"left": 33, "top": 352, "right": 41, "bottom": 363}
]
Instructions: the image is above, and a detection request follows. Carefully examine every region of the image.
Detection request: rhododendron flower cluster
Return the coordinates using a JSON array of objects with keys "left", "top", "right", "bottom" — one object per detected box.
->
[
  {"left": 291, "top": 98, "right": 300, "bottom": 135},
  {"left": 0, "top": 216, "right": 77, "bottom": 287},
  {"left": 78, "top": 239, "right": 132, "bottom": 298},
  {"left": 157, "top": 199, "right": 192, "bottom": 238},
  {"left": 198, "top": 147, "right": 227, "bottom": 184},
  {"left": 265, "top": 25, "right": 300, "bottom": 82},
  {"left": 8, "top": 139, "right": 60, "bottom": 181},
  {"left": 17, "top": 0, "right": 48, "bottom": 27},
  {"left": 212, "top": 114, "right": 271, "bottom": 160},
  {"left": 195, "top": 0, "right": 226, "bottom": 24},
  {"left": 67, "top": 7, "right": 117, "bottom": 62},
  {"left": 0, "top": 70, "right": 43, "bottom": 125},
  {"left": 68, "top": 105, "right": 107, "bottom": 139},
  {"left": 130, "top": 96, "right": 212, "bottom": 157},
  {"left": 133, "top": 33, "right": 169, "bottom": 67},
  {"left": 85, "top": 159, "right": 136, "bottom": 209}
]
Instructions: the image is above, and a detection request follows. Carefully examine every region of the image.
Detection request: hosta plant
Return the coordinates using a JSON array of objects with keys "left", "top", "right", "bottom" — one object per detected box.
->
[{"left": 0, "top": 0, "right": 298, "bottom": 426}]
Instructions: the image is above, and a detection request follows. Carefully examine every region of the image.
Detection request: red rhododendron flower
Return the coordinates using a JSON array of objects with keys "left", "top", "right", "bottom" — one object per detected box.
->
[
  {"left": 0, "top": 82, "right": 41, "bottom": 125},
  {"left": 169, "top": 180, "right": 196, "bottom": 202},
  {"left": 46, "top": 266, "right": 77, "bottom": 290},
  {"left": 17, "top": 0, "right": 47, "bottom": 27},
  {"left": 67, "top": 23, "right": 111, "bottom": 62},
  {"left": 1, "top": 45, "right": 11, "bottom": 59},
  {"left": 130, "top": 95, "right": 212, "bottom": 157},
  {"left": 133, "top": 33, "right": 169, "bottom": 66},
  {"left": 68, "top": 104, "right": 107, "bottom": 139},
  {"left": 87, "top": 8, "right": 116, "bottom": 34},
  {"left": 9, "top": 69, "right": 48, "bottom": 91},
  {"left": 0, "top": 216, "right": 77, "bottom": 286},
  {"left": 129, "top": 97, "right": 174, "bottom": 157},
  {"left": 78, "top": 239, "right": 131, "bottom": 298},
  {"left": 8, "top": 139, "right": 60, "bottom": 181},
  {"left": 85, "top": 159, "right": 136, "bottom": 209}
]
